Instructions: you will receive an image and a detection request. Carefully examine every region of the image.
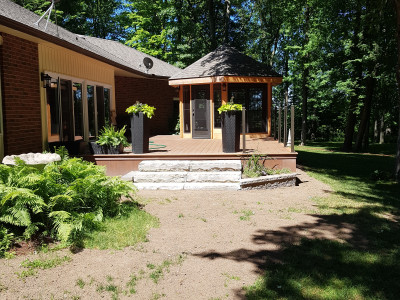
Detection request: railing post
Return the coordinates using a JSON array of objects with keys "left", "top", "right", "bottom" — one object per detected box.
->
[
  {"left": 278, "top": 107, "right": 282, "bottom": 143},
  {"left": 284, "top": 92, "right": 288, "bottom": 147},
  {"left": 291, "top": 105, "right": 295, "bottom": 153},
  {"left": 242, "top": 107, "right": 246, "bottom": 153}
]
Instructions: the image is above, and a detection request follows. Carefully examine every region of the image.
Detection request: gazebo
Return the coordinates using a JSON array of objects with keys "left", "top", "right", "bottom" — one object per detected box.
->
[{"left": 169, "top": 45, "right": 282, "bottom": 139}]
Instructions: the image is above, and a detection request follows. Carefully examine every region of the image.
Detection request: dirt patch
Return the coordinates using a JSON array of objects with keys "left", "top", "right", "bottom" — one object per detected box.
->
[{"left": 0, "top": 169, "right": 335, "bottom": 300}]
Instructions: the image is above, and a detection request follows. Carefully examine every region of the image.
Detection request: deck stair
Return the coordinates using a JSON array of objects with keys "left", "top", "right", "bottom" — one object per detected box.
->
[{"left": 122, "top": 160, "right": 242, "bottom": 190}]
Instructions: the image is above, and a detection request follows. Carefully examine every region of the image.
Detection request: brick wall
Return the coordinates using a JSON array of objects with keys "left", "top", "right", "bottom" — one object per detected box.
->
[
  {"left": 115, "top": 76, "right": 178, "bottom": 135},
  {"left": 0, "top": 33, "right": 42, "bottom": 155}
]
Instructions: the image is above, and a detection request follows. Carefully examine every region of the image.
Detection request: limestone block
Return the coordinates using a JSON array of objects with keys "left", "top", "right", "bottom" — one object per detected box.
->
[
  {"left": 134, "top": 182, "right": 184, "bottom": 190},
  {"left": 186, "top": 171, "right": 241, "bottom": 183},
  {"left": 138, "top": 160, "right": 190, "bottom": 172},
  {"left": 183, "top": 182, "right": 240, "bottom": 190},
  {"left": 189, "top": 160, "right": 242, "bottom": 172},
  {"left": 133, "top": 172, "right": 187, "bottom": 183}
]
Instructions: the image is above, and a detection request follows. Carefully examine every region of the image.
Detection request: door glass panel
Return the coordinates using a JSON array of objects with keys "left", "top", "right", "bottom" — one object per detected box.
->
[
  {"left": 73, "top": 83, "right": 83, "bottom": 140},
  {"left": 60, "top": 80, "right": 73, "bottom": 141},
  {"left": 87, "top": 85, "right": 96, "bottom": 138},
  {"left": 46, "top": 80, "right": 60, "bottom": 142},
  {"left": 248, "top": 88, "right": 263, "bottom": 132},
  {"left": 194, "top": 99, "right": 208, "bottom": 132},
  {"left": 104, "top": 88, "right": 111, "bottom": 126}
]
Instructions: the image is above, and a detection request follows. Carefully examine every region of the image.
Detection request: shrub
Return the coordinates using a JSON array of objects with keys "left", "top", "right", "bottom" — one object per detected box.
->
[{"left": 0, "top": 149, "right": 136, "bottom": 248}]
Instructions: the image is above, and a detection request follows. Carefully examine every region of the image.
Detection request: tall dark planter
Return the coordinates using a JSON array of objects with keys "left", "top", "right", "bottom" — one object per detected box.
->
[
  {"left": 131, "top": 112, "right": 149, "bottom": 154},
  {"left": 221, "top": 111, "right": 240, "bottom": 153}
]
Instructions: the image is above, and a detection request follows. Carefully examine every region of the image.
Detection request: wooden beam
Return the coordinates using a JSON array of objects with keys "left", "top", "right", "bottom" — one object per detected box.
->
[
  {"left": 169, "top": 76, "right": 283, "bottom": 86},
  {"left": 210, "top": 83, "right": 214, "bottom": 138},
  {"left": 267, "top": 83, "right": 273, "bottom": 136},
  {"left": 179, "top": 86, "right": 183, "bottom": 138}
]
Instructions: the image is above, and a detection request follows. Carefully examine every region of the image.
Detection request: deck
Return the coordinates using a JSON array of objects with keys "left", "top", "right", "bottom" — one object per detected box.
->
[{"left": 85, "top": 135, "right": 297, "bottom": 176}]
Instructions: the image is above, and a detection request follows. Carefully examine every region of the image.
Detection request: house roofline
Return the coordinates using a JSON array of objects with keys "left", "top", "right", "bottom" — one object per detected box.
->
[{"left": 0, "top": 15, "right": 169, "bottom": 80}]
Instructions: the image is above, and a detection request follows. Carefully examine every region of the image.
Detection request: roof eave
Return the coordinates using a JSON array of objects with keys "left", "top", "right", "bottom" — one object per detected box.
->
[
  {"left": 0, "top": 15, "right": 168, "bottom": 80},
  {"left": 169, "top": 75, "right": 283, "bottom": 86}
]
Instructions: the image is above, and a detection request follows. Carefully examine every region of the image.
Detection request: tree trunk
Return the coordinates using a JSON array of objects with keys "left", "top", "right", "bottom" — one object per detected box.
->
[
  {"left": 343, "top": 1, "right": 362, "bottom": 152},
  {"left": 300, "top": 4, "right": 310, "bottom": 146},
  {"left": 374, "top": 119, "right": 378, "bottom": 142},
  {"left": 224, "top": 0, "right": 231, "bottom": 43},
  {"left": 394, "top": 0, "right": 400, "bottom": 182},
  {"left": 207, "top": 0, "right": 216, "bottom": 50},
  {"left": 355, "top": 77, "right": 375, "bottom": 151},
  {"left": 379, "top": 116, "right": 385, "bottom": 144}
]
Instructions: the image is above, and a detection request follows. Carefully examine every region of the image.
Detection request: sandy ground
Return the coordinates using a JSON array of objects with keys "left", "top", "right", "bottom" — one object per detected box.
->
[{"left": 0, "top": 169, "right": 338, "bottom": 300}]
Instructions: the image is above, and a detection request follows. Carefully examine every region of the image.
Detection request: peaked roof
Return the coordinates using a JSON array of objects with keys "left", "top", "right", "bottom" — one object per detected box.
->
[
  {"left": 0, "top": 0, "right": 180, "bottom": 78},
  {"left": 170, "top": 45, "right": 282, "bottom": 80}
]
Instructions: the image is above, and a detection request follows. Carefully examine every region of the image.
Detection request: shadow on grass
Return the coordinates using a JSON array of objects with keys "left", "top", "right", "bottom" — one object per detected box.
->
[
  {"left": 194, "top": 148, "right": 400, "bottom": 299},
  {"left": 194, "top": 207, "right": 400, "bottom": 299}
]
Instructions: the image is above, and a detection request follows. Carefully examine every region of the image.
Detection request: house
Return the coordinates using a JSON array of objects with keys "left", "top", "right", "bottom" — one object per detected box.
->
[
  {"left": 168, "top": 45, "right": 282, "bottom": 139},
  {"left": 0, "top": 0, "right": 180, "bottom": 159}
]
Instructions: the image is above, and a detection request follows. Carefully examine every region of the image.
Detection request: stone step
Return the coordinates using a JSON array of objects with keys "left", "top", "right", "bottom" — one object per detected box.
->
[
  {"left": 138, "top": 160, "right": 242, "bottom": 172},
  {"left": 130, "top": 171, "right": 241, "bottom": 183},
  {"left": 134, "top": 182, "right": 240, "bottom": 190}
]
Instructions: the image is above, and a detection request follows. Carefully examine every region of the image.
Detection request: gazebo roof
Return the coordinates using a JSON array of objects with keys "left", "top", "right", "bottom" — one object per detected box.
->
[{"left": 170, "top": 45, "right": 282, "bottom": 81}]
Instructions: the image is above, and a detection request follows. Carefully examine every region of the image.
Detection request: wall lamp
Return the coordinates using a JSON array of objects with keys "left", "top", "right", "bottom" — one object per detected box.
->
[
  {"left": 222, "top": 82, "right": 227, "bottom": 91},
  {"left": 41, "top": 72, "right": 51, "bottom": 88}
]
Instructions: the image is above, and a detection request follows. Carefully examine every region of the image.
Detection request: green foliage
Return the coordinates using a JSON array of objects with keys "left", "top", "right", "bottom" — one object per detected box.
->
[
  {"left": 97, "top": 125, "right": 129, "bottom": 147},
  {"left": 17, "top": 255, "right": 72, "bottom": 278},
  {"left": 242, "top": 154, "right": 290, "bottom": 178},
  {"left": 0, "top": 226, "right": 13, "bottom": 258},
  {"left": 125, "top": 102, "right": 156, "bottom": 119},
  {"left": 0, "top": 149, "right": 136, "bottom": 249},
  {"left": 246, "top": 143, "right": 400, "bottom": 299},
  {"left": 217, "top": 102, "right": 243, "bottom": 114}
]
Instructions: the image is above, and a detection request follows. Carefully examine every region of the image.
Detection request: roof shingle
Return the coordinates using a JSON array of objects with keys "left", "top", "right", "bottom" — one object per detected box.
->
[
  {"left": 170, "top": 45, "right": 282, "bottom": 80},
  {"left": 0, "top": 0, "right": 180, "bottom": 78}
]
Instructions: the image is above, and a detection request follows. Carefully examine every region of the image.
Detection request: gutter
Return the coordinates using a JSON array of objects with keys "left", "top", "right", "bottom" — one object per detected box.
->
[{"left": 0, "top": 15, "right": 169, "bottom": 80}]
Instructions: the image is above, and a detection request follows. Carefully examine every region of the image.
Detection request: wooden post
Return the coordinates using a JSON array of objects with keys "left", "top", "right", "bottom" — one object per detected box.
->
[
  {"left": 284, "top": 92, "right": 288, "bottom": 146},
  {"left": 291, "top": 105, "right": 295, "bottom": 153},
  {"left": 273, "top": 106, "right": 276, "bottom": 140},
  {"left": 267, "top": 83, "right": 273, "bottom": 136},
  {"left": 278, "top": 107, "right": 281, "bottom": 143},
  {"left": 210, "top": 83, "right": 214, "bottom": 138},
  {"left": 242, "top": 107, "right": 246, "bottom": 152},
  {"left": 179, "top": 85, "right": 183, "bottom": 138}
]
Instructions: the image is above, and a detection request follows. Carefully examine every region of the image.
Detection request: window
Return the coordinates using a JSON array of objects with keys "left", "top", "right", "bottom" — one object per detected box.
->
[
  {"left": 214, "top": 87, "right": 221, "bottom": 128},
  {"left": 46, "top": 75, "right": 111, "bottom": 143}
]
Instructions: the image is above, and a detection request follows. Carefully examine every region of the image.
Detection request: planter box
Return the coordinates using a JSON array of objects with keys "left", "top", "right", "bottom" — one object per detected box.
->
[
  {"left": 89, "top": 142, "right": 123, "bottom": 154},
  {"left": 131, "top": 112, "right": 149, "bottom": 154},
  {"left": 221, "top": 111, "right": 240, "bottom": 153}
]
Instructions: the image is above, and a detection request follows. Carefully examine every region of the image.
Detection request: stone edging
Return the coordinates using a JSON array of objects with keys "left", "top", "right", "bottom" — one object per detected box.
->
[{"left": 240, "top": 173, "right": 297, "bottom": 190}]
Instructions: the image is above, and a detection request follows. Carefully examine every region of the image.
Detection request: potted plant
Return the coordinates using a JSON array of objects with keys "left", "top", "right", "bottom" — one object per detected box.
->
[
  {"left": 218, "top": 102, "right": 243, "bottom": 153},
  {"left": 126, "top": 102, "right": 156, "bottom": 154},
  {"left": 89, "top": 125, "right": 129, "bottom": 154}
]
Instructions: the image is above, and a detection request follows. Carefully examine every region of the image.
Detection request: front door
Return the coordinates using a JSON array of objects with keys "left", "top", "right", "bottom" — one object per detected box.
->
[{"left": 191, "top": 99, "right": 211, "bottom": 139}]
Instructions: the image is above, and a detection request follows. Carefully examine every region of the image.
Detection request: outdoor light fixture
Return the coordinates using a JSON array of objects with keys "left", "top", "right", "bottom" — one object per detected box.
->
[
  {"left": 222, "top": 83, "right": 227, "bottom": 91},
  {"left": 41, "top": 72, "right": 51, "bottom": 88}
]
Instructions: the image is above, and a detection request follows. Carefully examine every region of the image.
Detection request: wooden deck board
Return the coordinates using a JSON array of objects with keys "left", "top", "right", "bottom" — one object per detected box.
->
[{"left": 124, "top": 135, "right": 293, "bottom": 156}]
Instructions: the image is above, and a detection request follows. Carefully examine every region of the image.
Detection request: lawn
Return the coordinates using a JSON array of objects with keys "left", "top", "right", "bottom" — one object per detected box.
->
[{"left": 245, "top": 142, "right": 400, "bottom": 300}]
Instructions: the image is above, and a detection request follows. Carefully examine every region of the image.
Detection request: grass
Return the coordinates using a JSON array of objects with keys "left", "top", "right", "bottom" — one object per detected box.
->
[
  {"left": 245, "top": 142, "right": 400, "bottom": 299},
  {"left": 17, "top": 255, "right": 72, "bottom": 278},
  {"left": 83, "top": 203, "right": 159, "bottom": 250}
]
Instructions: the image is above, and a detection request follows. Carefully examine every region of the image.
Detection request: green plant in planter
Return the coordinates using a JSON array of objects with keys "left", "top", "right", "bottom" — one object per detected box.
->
[
  {"left": 217, "top": 102, "right": 243, "bottom": 114},
  {"left": 96, "top": 125, "right": 129, "bottom": 147},
  {"left": 125, "top": 102, "right": 156, "bottom": 118}
]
